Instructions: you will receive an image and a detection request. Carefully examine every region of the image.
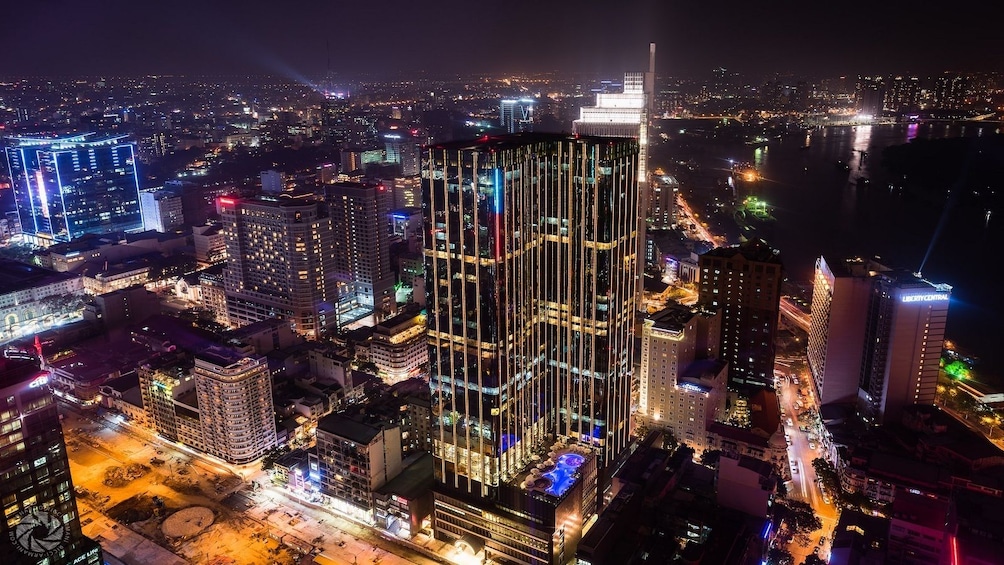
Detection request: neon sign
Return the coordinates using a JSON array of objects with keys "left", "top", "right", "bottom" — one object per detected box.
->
[
  {"left": 219, "top": 198, "right": 235, "bottom": 205},
  {"left": 901, "top": 293, "right": 949, "bottom": 303},
  {"left": 28, "top": 375, "right": 49, "bottom": 388}
]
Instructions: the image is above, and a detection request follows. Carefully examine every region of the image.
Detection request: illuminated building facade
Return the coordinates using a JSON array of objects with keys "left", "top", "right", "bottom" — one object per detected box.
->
[
  {"left": 574, "top": 44, "right": 655, "bottom": 297},
  {"left": 500, "top": 98, "right": 535, "bottom": 133},
  {"left": 807, "top": 256, "right": 883, "bottom": 406},
  {"left": 220, "top": 194, "right": 337, "bottom": 338},
  {"left": 807, "top": 256, "right": 951, "bottom": 425},
  {"left": 193, "top": 347, "right": 277, "bottom": 465},
  {"left": 325, "top": 182, "right": 398, "bottom": 325},
  {"left": 698, "top": 239, "right": 783, "bottom": 388},
  {"left": 369, "top": 308, "right": 428, "bottom": 383},
  {"left": 5, "top": 134, "right": 143, "bottom": 246},
  {"left": 139, "top": 186, "right": 184, "bottom": 232},
  {"left": 638, "top": 305, "right": 725, "bottom": 454},
  {"left": 859, "top": 272, "right": 950, "bottom": 426},
  {"left": 424, "top": 133, "right": 639, "bottom": 564},
  {"left": 0, "top": 357, "right": 102, "bottom": 565}
]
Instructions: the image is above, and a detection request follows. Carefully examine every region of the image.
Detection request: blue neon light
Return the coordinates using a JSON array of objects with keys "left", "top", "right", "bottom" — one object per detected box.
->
[
  {"left": 542, "top": 452, "right": 586, "bottom": 497},
  {"left": 493, "top": 168, "right": 502, "bottom": 214}
]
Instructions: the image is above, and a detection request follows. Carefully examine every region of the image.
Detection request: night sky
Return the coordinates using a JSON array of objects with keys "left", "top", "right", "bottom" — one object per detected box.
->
[{"left": 3, "top": 0, "right": 1002, "bottom": 79}]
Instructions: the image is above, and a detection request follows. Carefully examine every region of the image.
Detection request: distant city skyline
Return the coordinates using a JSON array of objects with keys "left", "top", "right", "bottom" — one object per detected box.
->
[{"left": 2, "top": 1, "right": 1000, "bottom": 79}]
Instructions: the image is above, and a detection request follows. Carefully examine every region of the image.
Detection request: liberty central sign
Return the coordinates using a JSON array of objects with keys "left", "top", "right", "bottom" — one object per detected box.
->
[{"left": 901, "top": 293, "right": 949, "bottom": 303}]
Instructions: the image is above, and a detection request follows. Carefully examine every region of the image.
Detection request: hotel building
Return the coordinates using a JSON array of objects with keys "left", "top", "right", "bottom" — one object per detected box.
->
[
  {"left": 424, "top": 133, "right": 639, "bottom": 565},
  {"left": 220, "top": 194, "right": 337, "bottom": 338}
]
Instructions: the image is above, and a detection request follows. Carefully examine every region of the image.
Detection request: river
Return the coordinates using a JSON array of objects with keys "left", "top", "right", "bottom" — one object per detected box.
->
[{"left": 654, "top": 121, "right": 1004, "bottom": 384}]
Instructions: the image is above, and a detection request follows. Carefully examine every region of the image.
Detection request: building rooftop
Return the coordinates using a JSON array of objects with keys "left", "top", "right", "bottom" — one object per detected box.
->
[
  {"left": 646, "top": 304, "right": 699, "bottom": 332},
  {"left": 701, "top": 238, "right": 782, "bottom": 264},
  {"left": 375, "top": 453, "right": 434, "bottom": 500},
  {"left": 890, "top": 491, "right": 951, "bottom": 531},
  {"left": 317, "top": 412, "right": 387, "bottom": 444},
  {"left": 0, "top": 260, "right": 79, "bottom": 295}
]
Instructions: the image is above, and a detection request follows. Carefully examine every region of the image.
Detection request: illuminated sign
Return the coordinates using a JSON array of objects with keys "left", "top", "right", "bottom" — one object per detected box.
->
[
  {"left": 28, "top": 375, "right": 49, "bottom": 388},
  {"left": 219, "top": 198, "right": 235, "bottom": 205},
  {"left": 678, "top": 382, "right": 708, "bottom": 394},
  {"left": 901, "top": 293, "right": 949, "bottom": 303}
]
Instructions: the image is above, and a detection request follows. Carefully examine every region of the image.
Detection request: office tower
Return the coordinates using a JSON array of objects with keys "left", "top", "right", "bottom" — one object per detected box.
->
[
  {"left": 807, "top": 256, "right": 951, "bottom": 425},
  {"left": 0, "top": 357, "right": 103, "bottom": 565},
  {"left": 5, "top": 134, "right": 143, "bottom": 246},
  {"left": 260, "top": 170, "right": 284, "bottom": 194},
  {"left": 139, "top": 187, "right": 184, "bottom": 232},
  {"left": 384, "top": 132, "right": 421, "bottom": 176},
  {"left": 220, "top": 194, "right": 337, "bottom": 338},
  {"left": 698, "top": 239, "right": 783, "bottom": 388},
  {"left": 638, "top": 305, "right": 725, "bottom": 454},
  {"left": 807, "top": 257, "right": 885, "bottom": 406},
  {"left": 859, "top": 271, "right": 950, "bottom": 426},
  {"left": 326, "top": 182, "right": 397, "bottom": 325},
  {"left": 193, "top": 347, "right": 277, "bottom": 464},
  {"left": 499, "top": 98, "right": 535, "bottom": 133},
  {"left": 574, "top": 47, "right": 654, "bottom": 299},
  {"left": 425, "top": 133, "right": 639, "bottom": 565}
]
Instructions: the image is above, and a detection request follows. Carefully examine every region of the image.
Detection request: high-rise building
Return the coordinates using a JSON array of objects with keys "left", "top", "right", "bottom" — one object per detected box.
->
[
  {"left": 499, "top": 98, "right": 535, "bottom": 133},
  {"left": 0, "top": 357, "right": 103, "bottom": 565},
  {"left": 220, "top": 193, "right": 337, "bottom": 338},
  {"left": 807, "top": 257, "right": 885, "bottom": 406},
  {"left": 424, "top": 133, "right": 639, "bottom": 565},
  {"left": 139, "top": 186, "right": 184, "bottom": 232},
  {"left": 638, "top": 305, "right": 725, "bottom": 454},
  {"left": 807, "top": 256, "right": 951, "bottom": 425},
  {"left": 325, "top": 182, "right": 397, "bottom": 325},
  {"left": 193, "top": 346, "right": 277, "bottom": 464},
  {"left": 884, "top": 76, "right": 921, "bottom": 113},
  {"left": 855, "top": 76, "right": 885, "bottom": 117},
  {"left": 5, "top": 134, "right": 143, "bottom": 246},
  {"left": 391, "top": 176, "right": 421, "bottom": 209},
  {"left": 698, "top": 239, "right": 783, "bottom": 388},
  {"left": 260, "top": 170, "right": 284, "bottom": 194},
  {"left": 574, "top": 45, "right": 655, "bottom": 298}
]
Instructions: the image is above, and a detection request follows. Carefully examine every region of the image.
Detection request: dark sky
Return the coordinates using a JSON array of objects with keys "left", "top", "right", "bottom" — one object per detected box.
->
[{"left": 3, "top": 0, "right": 1001, "bottom": 79}]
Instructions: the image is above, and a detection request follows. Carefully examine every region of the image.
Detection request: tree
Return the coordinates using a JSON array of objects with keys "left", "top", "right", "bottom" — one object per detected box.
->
[
  {"left": 767, "top": 547, "right": 794, "bottom": 565},
  {"left": 700, "top": 449, "right": 721, "bottom": 468},
  {"left": 803, "top": 554, "right": 827, "bottom": 565},
  {"left": 776, "top": 499, "right": 822, "bottom": 536},
  {"left": 811, "top": 457, "right": 840, "bottom": 495}
]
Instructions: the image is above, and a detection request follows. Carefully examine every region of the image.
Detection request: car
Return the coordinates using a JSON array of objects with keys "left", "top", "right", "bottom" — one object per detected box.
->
[
  {"left": 792, "top": 466, "right": 799, "bottom": 474},
  {"left": 808, "top": 441, "right": 816, "bottom": 450},
  {"left": 819, "top": 537, "right": 826, "bottom": 546},
  {"left": 786, "top": 417, "right": 794, "bottom": 426}
]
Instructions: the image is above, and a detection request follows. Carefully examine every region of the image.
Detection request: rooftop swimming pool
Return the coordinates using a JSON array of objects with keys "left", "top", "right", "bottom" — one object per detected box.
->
[{"left": 541, "top": 452, "right": 586, "bottom": 497}]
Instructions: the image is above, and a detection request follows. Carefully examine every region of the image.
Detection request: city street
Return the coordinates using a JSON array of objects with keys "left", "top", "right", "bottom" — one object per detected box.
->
[{"left": 776, "top": 371, "right": 838, "bottom": 563}]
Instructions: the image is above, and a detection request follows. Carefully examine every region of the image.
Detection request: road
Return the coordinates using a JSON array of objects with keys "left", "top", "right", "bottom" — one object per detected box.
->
[
  {"left": 776, "top": 371, "right": 838, "bottom": 563},
  {"left": 779, "top": 297, "right": 811, "bottom": 333},
  {"left": 675, "top": 194, "right": 727, "bottom": 247}
]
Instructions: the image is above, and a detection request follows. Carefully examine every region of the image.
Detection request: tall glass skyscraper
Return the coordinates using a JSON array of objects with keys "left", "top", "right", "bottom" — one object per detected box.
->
[
  {"left": 424, "top": 133, "right": 639, "bottom": 565},
  {"left": 5, "top": 134, "right": 143, "bottom": 245},
  {"left": 1, "top": 356, "right": 103, "bottom": 565}
]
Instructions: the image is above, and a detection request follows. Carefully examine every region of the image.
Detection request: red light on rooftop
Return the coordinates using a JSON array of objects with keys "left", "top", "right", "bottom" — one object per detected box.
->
[{"left": 219, "top": 197, "right": 235, "bottom": 205}]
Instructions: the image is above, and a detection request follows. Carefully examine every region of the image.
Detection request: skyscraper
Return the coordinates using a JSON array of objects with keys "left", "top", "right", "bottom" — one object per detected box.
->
[
  {"left": 807, "top": 256, "right": 951, "bottom": 425},
  {"left": 574, "top": 45, "right": 655, "bottom": 299},
  {"left": 499, "top": 98, "right": 535, "bottom": 133},
  {"left": 220, "top": 193, "right": 337, "bottom": 338},
  {"left": 698, "top": 239, "right": 783, "bottom": 388},
  {"left": 325, "top": 181, "right": 397, "bottom": 325},
  {"left": 424, "top": 133, "right": 639, "bottom": 564},
  {"left": 807, "top": 256, "right": 883, "bottom": 406},
  {"left": 1, "top": 356, "right": 103, "bottom": 565},
  {"left": 5, "top": 134, "right": 143, "bottom": 246}
]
